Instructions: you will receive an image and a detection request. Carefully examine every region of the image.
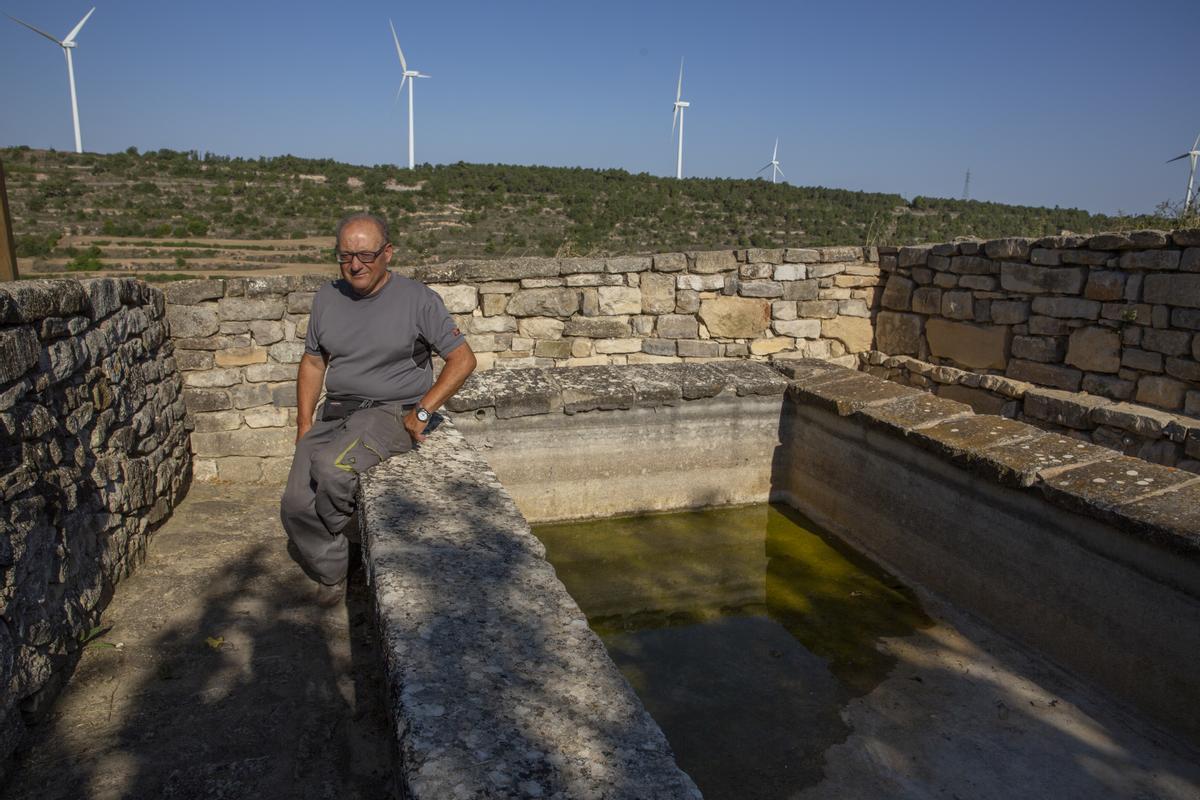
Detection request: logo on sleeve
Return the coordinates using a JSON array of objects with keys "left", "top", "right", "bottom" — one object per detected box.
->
[{"left": 451, "top": 327, "right": 461, "bottom": 337}]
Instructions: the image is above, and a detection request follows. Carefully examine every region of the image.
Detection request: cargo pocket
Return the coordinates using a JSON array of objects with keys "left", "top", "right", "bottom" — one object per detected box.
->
[{"left": 331, "top": 430, "right": 391, "bottom": 475}]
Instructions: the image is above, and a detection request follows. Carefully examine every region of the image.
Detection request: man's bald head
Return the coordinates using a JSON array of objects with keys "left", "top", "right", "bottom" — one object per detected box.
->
[{"left": 334, "top": 212, "right": 390, "bottom": 247}]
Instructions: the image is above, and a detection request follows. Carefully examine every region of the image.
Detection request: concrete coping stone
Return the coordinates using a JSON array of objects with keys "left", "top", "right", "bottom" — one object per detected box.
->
[
  {"left": 444, "top": 361, "right": 787, "bottom": 418},
  {"left": 777, "top": 358, "right": 1200, "bottom": 559},
  {"left": 359, "top": 419, "right": 701, "bottom": 799}
]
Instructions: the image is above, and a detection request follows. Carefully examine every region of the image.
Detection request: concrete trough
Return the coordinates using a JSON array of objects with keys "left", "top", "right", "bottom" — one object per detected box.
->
[{"left": 360, "top": 361, "right": 1200, "bottom": 798}]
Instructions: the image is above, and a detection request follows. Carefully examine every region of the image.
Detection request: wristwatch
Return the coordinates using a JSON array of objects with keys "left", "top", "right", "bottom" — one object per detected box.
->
[{"left": 415, "top": 406, "right": 431, "bottom": 423}]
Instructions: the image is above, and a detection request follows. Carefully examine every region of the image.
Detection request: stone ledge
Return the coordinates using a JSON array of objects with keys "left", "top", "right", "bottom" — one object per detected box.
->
[
  {"left": 445, "top": 361, "right": 788, "bottom": 418},
  {"left": 779, "top": 358, "right": 1200, "bottom": 559},
  {"left": 360, "top": 420, "right": 700, "bottom": 800}
]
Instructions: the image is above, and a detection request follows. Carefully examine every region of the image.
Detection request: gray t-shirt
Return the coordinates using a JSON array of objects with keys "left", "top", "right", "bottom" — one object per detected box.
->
[{"left": 305, "top": 272, "right": 465, "bottom": 404}]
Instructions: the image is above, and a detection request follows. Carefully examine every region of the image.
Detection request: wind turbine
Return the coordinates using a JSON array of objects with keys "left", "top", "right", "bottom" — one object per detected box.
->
[
  {"left": 389, "top": 19, "right": 429, "bottom": 170},
  {"left": 757, "top": 138, "right": 785, "bottom": 184},
  {"left": 671, "top": 59, "right": 689, "bottom": 179},
  {"left": 1166, "top": 132, "right": 1200, "bottom": 215},
  {"left": 6, "top": 7, "right": 96, "bottom": 154}
]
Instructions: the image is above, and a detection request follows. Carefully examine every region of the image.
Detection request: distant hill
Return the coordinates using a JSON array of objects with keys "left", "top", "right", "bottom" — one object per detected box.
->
[{"left": 1, "top": 146, "right": 1173, "bottom": 272}]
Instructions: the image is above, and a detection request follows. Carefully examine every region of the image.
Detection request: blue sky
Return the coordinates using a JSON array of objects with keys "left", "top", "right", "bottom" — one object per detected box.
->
[{"left": 0, "top": 0, "right": 1196, "bottom": 215}]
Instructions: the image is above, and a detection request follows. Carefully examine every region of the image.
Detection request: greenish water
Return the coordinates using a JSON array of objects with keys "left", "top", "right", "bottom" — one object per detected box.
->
[{"left": 533, "top": 503, "right": 931, "bottom": 800}]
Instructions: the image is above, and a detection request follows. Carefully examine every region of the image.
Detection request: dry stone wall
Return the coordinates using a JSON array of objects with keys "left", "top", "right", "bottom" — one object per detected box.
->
[
  {"left": 167, "top": 249, "right": 881, "bottom": 481},
  {"left": 0, "top": 278, "right": 189, "bottom": 773},
  {"left": 874, "top": 229, "right": 1200, "bottom": 415}
]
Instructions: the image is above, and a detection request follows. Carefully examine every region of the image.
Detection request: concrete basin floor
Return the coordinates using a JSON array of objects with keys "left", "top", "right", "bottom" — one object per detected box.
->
[{"left": 2, "top": 482, "right": 394, "bottom": 800}]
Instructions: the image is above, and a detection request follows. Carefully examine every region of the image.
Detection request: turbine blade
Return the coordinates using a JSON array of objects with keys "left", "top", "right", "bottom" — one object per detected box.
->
[
  {"left": 63, "top": 7, "right": 95, "bottom": 44},
  {"left": 6, "top": 14, "right": 62, "bottom": 45},
  {"left": 672, "top": 105, "right": 679, "bottom": 134},
  {"left": 676, "top": 58, "right": 683, "bottom": 102},
  {"left": 397, "top": 76, "right": 407, "bottom": 100},
  {"left": 758, "top": 163, "right": 773, "bottom": 172},
  {"left": 1193, "top": 132, "right": 1200, "bottom": 152},
  {"left": 773, "top": 138, "right": 778, "bottom": 160},
  {"left": 1167, "top": 154, "right": 1190, "bottom": 163},
  {"left": 776, "top": 166, "right": 786, "bottom": 179},
  {"left": 389, "top": 19, "right": 408, "bottom": 72}
]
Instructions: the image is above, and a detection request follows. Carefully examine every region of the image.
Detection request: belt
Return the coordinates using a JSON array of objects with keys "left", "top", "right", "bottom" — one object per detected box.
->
[{"left": 322, "top": 397, "right": 416, "bottom": 421}]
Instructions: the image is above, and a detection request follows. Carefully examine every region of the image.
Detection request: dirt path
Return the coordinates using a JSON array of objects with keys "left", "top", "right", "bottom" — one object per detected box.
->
[{"left": 2, "top": 483, "right": 394, "bottom": 800}]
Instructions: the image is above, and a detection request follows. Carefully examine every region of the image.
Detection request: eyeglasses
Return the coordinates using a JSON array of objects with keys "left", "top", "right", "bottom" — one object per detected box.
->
[{"left": 335, "top": 243, "right": 389, "bottom": 264}]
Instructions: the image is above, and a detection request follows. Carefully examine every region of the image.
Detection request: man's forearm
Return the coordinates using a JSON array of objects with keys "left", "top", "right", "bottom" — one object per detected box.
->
[
  {"left": 295, "top": 357, "right": 326, "bottom": 435},
  {"left": 418, "top": 346, "right": 477, "bottom": 413}
]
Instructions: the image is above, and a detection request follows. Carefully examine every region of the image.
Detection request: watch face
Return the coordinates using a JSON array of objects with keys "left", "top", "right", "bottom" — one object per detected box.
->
[{"left": 416, "top": 408, "right": 430, "bottom": 422}]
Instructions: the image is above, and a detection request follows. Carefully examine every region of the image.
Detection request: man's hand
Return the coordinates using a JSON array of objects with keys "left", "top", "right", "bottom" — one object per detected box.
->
[
  {"left": 403, "top": 409, "right": 427, "bottom": 444},
  {"left": 296, "top": 420, "right": 312, "bottom": 443}
]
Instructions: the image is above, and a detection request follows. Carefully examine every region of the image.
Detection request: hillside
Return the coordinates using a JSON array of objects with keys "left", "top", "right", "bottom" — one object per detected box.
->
[{"left": 1, "top": 145, "right": 1173, "bottom": 275}]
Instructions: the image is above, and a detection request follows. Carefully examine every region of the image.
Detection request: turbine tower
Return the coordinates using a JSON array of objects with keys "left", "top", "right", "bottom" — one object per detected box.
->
[
  {"left": 6, "top": 7, "right": 96, "bottom": 154},
  {"left": 757, "top": 138, "right": 785, "bottom": 184},
  {"left": 671, "top": 59, "right": 689, "bottom": 180},
  {"left": 1166, "top": 132, "right": 1200, "bottom": 215},
  {"left": 389, "top": 19, "right": 429, "bottom": 169},
  {"left": 962, "top": 169, "right": 971, "bottom": 200}
]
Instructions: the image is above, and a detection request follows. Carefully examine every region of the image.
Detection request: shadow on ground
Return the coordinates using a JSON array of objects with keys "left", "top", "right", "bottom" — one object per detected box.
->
[{"left": 2, "top": 482, "right": 394, "bottom": 800}]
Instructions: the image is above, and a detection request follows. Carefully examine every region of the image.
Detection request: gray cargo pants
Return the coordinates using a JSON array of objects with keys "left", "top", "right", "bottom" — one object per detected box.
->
[{"left": 280, "top": 404, "right": 413, "bottom": 585}]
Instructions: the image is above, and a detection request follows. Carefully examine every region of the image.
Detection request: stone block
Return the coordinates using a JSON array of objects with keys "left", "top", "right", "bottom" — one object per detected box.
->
[
  {"left": 1084, "top": 271, "right": 1127, "bottom": 301},
  {"left": 183, "top": 388, "right": 232, "bottom": 412},
  {"left": 1136, "top": 375, "right": 1187, "bottom": 410},
  {"left": 1064, "top": 327, "right": 1121, "bottom": 374},
  {"left": 166, "top": 305, "right": 219, "bottom": 338},
  {"left": 192, "top": 409, "right": 242, "bottom": 432},
  {"left": 677, "top": 274, "right": 725, "bottom": 292},
  {"left": 677, "top": 340, "right": 721, "bottom": 358},
  {"left": 1030, "top": 297, "right": 1101, "bottom": 320},
  {"left": 689, "top": 251, "right": 738, "bottom": 273},
  {"left": 784, "top": 248, "right": 820, "bottom": 263},
  {"left": 640, "top": 273, "right": 676, "bottom": 314},
  {"left": 481, "top": 293, "right": 509, "bottom": 315},
  {"left": 506, "top": 288, "right": 580, "bottom": 317},
  {"left": 1023, "top": 387, "right": 1111, "bottom": 429},
  {"left": 1182, "top": 248, "right": 1200, "bottom": 272},
  {"left": 925, "top": 318, "right": 1009, "bottom": 369},
  {"left": 653, "top": 253, "right": 687, "bottom": 271},
  {"left": 249, "top": 320, "right": 285, "bottom": 345},
  {"left": 749, "top": 337, "right": 794, "bottom": 355},
  {"left": 641, "top": 339, "right": 677, "bottom": 356},
  {"left": 941, "top": 291, "right": 974, "bottom": 320},
  {"left": 874, "top": 312, "right": 923, "bottom": 355},
  {"left": 911, "top": 287, "right": 942, "bottom": 315},
  {"left": 740, "top": 263, "right": 773, "bottom": 279},
  {"left": 1000, "top": 263, "right": 1087, "bottom": 294},
  {"left": 1142, "top": 329, "right": 1191, "bottom": 356},
  {"left": 184, "top": 368, "right": 242, "bottom": 388},
  {"left": 269, "top": 341, "right": 306, "bottom": 363},
  {"left": 839, "top": 299, "right": 871, "bottom": 318},
  {"left": 1120, "top": 251, "right": 1180, "bottom": 271},
  {"left": 430, "top": 284, "right": 478, "bottom": 313},
  {"left": 162, "top": 279, "right": 225, "bottom": 305},
  {"left": 897, "top": 246, "right": 931, "bottom": 267},
  {"left": 739, "top": 280, "right": 784, "bottom": 298},
  {"left": 517, "top": 317, "right": 566, "bottom": 339},
  {"left": 774, "top": 264, "right": 806, "bottom": 281},
  {"left": 1029, "top": 248, "right": 1062, "bottom": 266},
  {"left": 655, "top": 314, "right": 699, "bottom": 339},
  {"left": 698, "top": 297, "right": 771, "bottom": 338},
  {"left": 1165, "top": 357, "right": 1200, "bottom": 382},
  {"left": 286, "top": 292, "right": 313, "bottom": 314},
  {"left": 243, "top": 407, "right": 290, "bottom": 428},
  {"left": 0, "top": 327, "right": 39, "bottom": 384},
  {"left": 533, "top": 340, "right": 573, "bottom": 359},
  {"left": 797, "top": 300, "right": 840, "bottom": 319},
  {"left": 783, "top": 280, "right": 820, "bottom": 301},
  {"left": 880, "top": 276, "right": 914, "bottom": 311},
  {"left": 563, "top": 316, "right": 632, "bottom": 338},
  {"left": 271, "top": 383, "right": 297, "bottom": 408},
  {"left": 1142, "top": 274, "right": 1200, "bottom": 308},
  {"left": 596, "top": 286, "right": 642, "bottom": 315},
  {"left": 1120, "top": 348, "right": 1163, "bottom": 372},
  {"left": 174, "top": 350, "right": 213, "bottom": 371},
  {"left": 230, "top": 382, "right": 273, "bottom": 409},
  {"left": 1012, "top": 335, "right": 1066, "bottom": 363},
  {"left": 820, "top": 316, "right": 874, "bottom": 354},
  {"left": 990, "top": 300, "right": 1030, "bottom": 325},
  {"left": 949, "top": 256, "right": 999, "bottom": 275},
  {"left": 675, "top": 290, "right": 700, "bottom": 314},
  {"left": 214, "top": 346, "right": 268, "bottom": 368},
  {"left": 218, "top": 297, "right": 285, "bottom": 321},
  {"left": 819, "top": 246, "right": 860, "bottom": 263},
  {"left": 245, "top": 363, "right": 297, "bottom": 382},
  {"left": 594, "top": 338, "right": 642, "bottom": 354},
  {"left": 772, "top": 300, "right": 797, "bottom": 320},
  {"left": 1081, "top": 374, "right": 1134, "bottom": 401},
  {"left": 959, "top": 275, "right": 998, "bottom": 291},
  {"left": 605, "top": 256, "right": 651, "bottom": 274},
  {"left": 773, "top": 319, "right": 821, "bottom": 339},
  {"left": 984, "top": 238, "right": 1031, "bottom": 260},
  {"left": 1006, "top": 360, "right": 1082, "bottom": 391}
]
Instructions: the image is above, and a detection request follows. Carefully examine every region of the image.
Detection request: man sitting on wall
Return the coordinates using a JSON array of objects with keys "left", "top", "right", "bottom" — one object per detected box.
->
[{"left": 280, "top": 212, "right": 477, "bottom": 606}]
